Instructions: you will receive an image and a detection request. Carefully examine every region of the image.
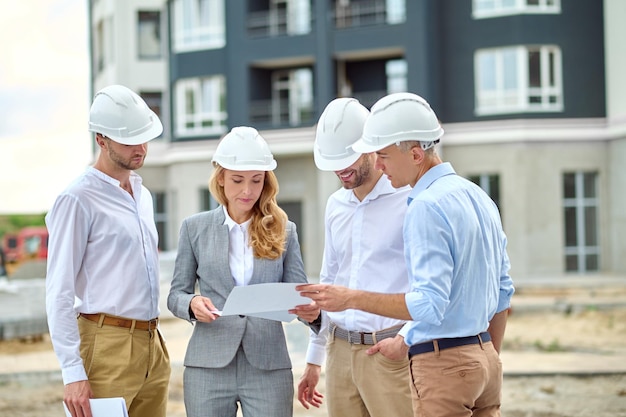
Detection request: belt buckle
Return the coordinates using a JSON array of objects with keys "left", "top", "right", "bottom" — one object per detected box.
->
[
  {"left": 348, "top": 331, "right": 366, "bottom": 344},
  {"left": 347, "top": 330, "right": 361, "bottom": 344}
]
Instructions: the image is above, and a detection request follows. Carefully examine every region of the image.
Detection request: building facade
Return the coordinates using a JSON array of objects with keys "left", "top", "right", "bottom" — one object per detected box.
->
[
  {"left": 89, "top": 0, "right": 170, "bottom": 246},
  {"left": 89, "top": 0, "right": 626, "bottom": 280}
]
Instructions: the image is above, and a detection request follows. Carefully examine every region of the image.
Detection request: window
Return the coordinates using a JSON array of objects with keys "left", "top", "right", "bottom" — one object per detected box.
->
[
  {"left": 175, "top": 76, "right": 227, "bottom": 137},
  {"left": 334, "top": 0, "right": 406, "bottom": 28},
  {"left": 285, "top": 0, "right": 312, "bottom": 35},
  {"left": 473, "top": 0, "right": 560, "bottom": 19},
  {"left": 93, "top": 17, "right": 114, "bottom": 75},
  {"left": 94, "top": 20, "right": 105, "bottom": 73},
  {"left": 172, "top": 0, "right": 225, "bottom": 52},
  {"left": 250, "top": 68, "right": 314, "bottom": 126},
  {"left": 140, "top": 92, "right": 163, "bottom": 139},
  {"left": 137, "top": 11, "right": 161, "bottom": 59},
  {"left": 563, "top": 172, "right": 599, "bottom": 273},
  {"left": 247, "top": 0, "right": 312, "bottom": 38},
  {"left": 475, "top": 45, "right": 562, "bottom": 115},
  {"left": 140, "top": 92, "right": 163, "bottom": 119},
  {"left": 468, "top": 174, "right": 501, "bottom": 213},
  {"left": 386, "top": 59, "right": 407, "bottom": 94},
  {"left": 271, "top": 68, "right": 314, "bottom": 126},
  {"left": 339, "top": 57, "right": 406, "bottom": 108},
  {"left": 386, "top": 0, "right": 406, "bottom": 24},
  {"left": 200, "top": 189, "right": 219, "bottom": 211},
  {"left": 153, "top": 192, "right": 168, "bottom": 251}
]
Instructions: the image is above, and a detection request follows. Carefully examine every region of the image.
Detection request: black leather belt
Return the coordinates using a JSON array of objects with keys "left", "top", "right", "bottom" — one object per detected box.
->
[
  {"left": 409, "top": 332, "right": 491, "bottom": 357},
  {"left": 329, "top": 322, "right": 402, "bottom": 345}
]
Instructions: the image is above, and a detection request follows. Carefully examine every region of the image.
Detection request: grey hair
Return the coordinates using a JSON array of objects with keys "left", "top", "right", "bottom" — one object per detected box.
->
[{"left": 397, "top": 141, "right": 436, "bottom": 155}]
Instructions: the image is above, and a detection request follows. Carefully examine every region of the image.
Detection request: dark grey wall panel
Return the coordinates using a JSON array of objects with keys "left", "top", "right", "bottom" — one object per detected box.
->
[{"left": 438, "top": 0, "right": 605, "bottom": 122}]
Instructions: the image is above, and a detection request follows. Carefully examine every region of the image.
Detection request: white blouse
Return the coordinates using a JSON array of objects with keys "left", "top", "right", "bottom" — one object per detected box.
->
[{"left": 222, "top": 206, "right": 253, "bottom": 287}]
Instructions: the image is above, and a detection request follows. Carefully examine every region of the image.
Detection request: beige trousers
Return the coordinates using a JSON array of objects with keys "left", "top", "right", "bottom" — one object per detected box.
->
[
  {"left": 409, "top": 341, "right": 502, "bottom": 417},
  {"left": 325, "top": 336, "right": 413, "bottom": 417},
  {"left": 78, "top": 315, "right": 171, "bottom": 417}
]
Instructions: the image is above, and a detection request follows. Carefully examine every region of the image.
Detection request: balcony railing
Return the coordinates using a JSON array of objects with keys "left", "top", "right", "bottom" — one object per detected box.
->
[
  {"left": 334, "top": 0, "right": 405, "bottom": 29},
  {"left": 249, "top": 98, "right": 315, "bottom": 127},
  {"left": 247, "top": 9, "right": 313, "bottom": 38}
]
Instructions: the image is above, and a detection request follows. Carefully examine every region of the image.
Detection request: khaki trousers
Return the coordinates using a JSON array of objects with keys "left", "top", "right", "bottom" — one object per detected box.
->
[
  {"left": 78, "top": 315, "right": 171, "bottom": 417},
  {"left": 326, "top": 336, "right": 413, "bottom": 417},
  {"left": 409, "top": 341, "right": 502, "bottom": 417}
]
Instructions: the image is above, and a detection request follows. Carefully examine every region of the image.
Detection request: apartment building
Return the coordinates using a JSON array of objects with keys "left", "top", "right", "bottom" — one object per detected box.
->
[
  {"left": 88, "top": 0, "right": 626, "bottom": 280},
  {"left": 88, "top": 0, "right": 169, "bottom": 247}
]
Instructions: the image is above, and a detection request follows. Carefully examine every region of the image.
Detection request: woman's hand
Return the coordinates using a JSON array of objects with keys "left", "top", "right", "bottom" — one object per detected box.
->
[{"left": 189, "top": 296, "right": 220, "bottom": 323}]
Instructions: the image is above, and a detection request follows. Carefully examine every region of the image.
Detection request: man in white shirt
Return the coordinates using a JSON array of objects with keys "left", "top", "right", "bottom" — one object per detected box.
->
[
  {"left": 45, "top": 85, "right": 170, "bottom": 417},
  {"left": 297, "top": 98, "right": 413, "bottom": 417}
]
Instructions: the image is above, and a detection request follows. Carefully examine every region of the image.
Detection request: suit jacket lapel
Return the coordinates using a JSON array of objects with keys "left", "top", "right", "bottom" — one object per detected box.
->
[
  {"left": 211, "top": 208, "right": 236, "bottom": 292},
  {"left": 248, "top": 256, "right": 263, "bottom": 285}
]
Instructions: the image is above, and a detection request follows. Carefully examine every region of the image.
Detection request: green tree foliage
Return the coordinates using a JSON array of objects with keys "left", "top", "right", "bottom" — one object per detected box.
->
[{"left": 0, "top": 214, "right": 47, "bottom": 240}]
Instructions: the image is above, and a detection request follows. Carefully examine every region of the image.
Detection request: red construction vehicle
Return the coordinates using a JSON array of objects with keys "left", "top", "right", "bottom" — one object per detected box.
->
[{"left": 2, "top": 226, "right": 48, "bottom": 276}]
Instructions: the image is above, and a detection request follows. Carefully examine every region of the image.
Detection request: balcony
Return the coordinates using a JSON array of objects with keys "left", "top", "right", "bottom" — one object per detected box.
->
[
  {"left": 247, "top": 8, "right": 313, "bottom": 38},
  {"left": 333, "top": 0, "right": 405, "bottom": 29},
  {"left": 249, "top": 98, "right": 315, "bottom": 127}
]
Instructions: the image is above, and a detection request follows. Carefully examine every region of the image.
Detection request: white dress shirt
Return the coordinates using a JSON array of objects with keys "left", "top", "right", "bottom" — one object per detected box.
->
[
  {"left": 45, "top": 167, "right": 161, "bottom": 384},
  {"left": 305, "top": 175, "right": 411, "bottom": 366},
  {"left": 222, "top": 206, "right": 253, "bottom": 286}
]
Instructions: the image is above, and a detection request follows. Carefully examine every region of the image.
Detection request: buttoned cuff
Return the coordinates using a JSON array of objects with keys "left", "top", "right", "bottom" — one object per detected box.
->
[
  {"left": 62, "top": 364, "right": 88, "bottom": 386},
  {"left": 305, "top": 342, "right": 326, "bottom": 366}
]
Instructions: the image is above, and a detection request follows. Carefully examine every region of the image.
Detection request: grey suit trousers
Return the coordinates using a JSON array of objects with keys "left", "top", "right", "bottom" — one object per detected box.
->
[{"left": 183, "top": 346, "right": 294, "bottom": 417}]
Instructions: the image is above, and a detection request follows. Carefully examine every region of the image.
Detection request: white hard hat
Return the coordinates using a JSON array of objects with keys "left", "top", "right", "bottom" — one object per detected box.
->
[
  {"left": 352, "top": 92, "right": 443, "bottom": 154},
  {"left": 88, "top": 85, "right": 163, "bottom": 145},
  {"left": 314, "top": 98, "right": 370, "bottom": 171},
  {"left": 212, "top": 126, "right": 277, "bottom": 171}
]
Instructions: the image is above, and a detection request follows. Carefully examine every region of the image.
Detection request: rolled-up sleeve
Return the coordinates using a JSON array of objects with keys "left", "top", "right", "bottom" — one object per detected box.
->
[{"left": 497, "top": 237, "right": 515, "bottom": 313}]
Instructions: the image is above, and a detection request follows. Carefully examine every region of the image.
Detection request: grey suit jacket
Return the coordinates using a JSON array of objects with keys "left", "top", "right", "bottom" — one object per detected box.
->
[{"left": 167, "top": 207, "right": 308, "bottom": 371}]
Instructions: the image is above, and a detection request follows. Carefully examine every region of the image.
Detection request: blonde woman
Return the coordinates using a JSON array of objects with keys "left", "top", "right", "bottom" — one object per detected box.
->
[{"left": 167, "top": 127, "right": 320, "bottom": 417}]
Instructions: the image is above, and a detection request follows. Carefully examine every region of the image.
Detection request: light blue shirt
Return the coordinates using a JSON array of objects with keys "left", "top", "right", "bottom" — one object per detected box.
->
[{"left": 403, "top": 162, "right": 514, "bottom": 346}]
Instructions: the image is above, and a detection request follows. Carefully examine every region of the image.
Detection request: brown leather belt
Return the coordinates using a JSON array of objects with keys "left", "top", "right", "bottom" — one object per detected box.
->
[{"left": 79, "top": 313, "right": 159, "bottom": 331}]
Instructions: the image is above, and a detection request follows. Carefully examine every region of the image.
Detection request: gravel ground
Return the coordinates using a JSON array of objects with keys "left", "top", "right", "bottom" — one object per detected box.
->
[{"left": 1, "top": 306, "right": 625, "bottom": 417}]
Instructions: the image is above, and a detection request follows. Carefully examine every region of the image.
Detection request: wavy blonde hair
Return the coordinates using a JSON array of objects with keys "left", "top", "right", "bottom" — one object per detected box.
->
[{"left": 209, "top": 165, "right": 288, "bottom": 260}]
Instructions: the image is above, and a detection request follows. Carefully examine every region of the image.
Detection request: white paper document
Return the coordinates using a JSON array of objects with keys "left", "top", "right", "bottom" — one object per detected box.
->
[
  {"left": 219, "top": 282, "right": 311, "bottom": 322},
  {"left": 63, "top": 397, "right": 128, "bottom": 417}
]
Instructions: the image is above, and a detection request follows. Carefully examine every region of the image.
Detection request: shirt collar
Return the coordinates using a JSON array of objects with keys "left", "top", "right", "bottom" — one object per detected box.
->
[
  {"left": 408, "top": 162, "right": 456, "bottom": 204},
  {"left": 222, "top": 205, "right": 251, "bottom": 231},
  {"left": 347, "top": 173, "right": 405, "bottom": 204},
  {"left": 87, "top": 166, "right": 142, "bottom": 187}
]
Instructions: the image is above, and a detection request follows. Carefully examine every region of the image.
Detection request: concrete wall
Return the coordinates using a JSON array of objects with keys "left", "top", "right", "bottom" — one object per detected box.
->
[
  {"left": 91, "top": 0, "right": 167, "bottom": 98},
  {"left": 446, "top": 141, "right": 609, "bottom": 278},
  {"left": 604, "top": 0, "right": 626, "bottom": 274}
]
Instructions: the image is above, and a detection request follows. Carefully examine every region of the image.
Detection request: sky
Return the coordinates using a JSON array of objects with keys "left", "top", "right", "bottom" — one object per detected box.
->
[{"left": 0, "top": 0, "right": 92, "bottom": 214}]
